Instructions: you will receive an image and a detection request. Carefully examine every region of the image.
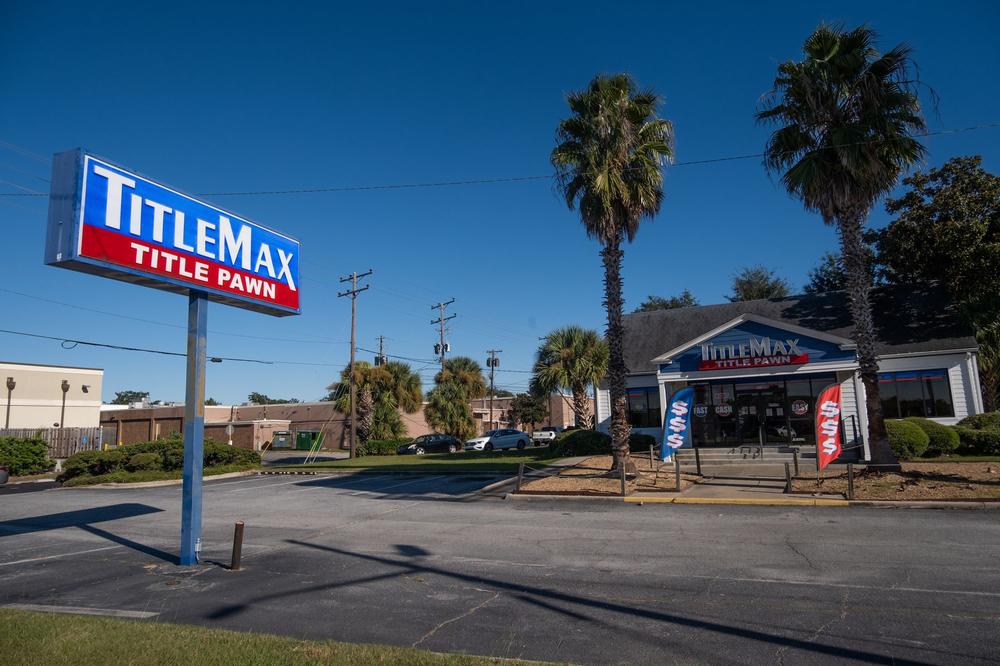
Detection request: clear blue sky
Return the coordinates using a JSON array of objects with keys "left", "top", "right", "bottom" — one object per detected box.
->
[{"left": 1, "top": 1, "right": 998, "bottom": 404}]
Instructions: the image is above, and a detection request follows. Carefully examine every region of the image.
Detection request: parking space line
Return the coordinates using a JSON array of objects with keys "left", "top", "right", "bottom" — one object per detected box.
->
[
  {"left": 0, "top": 545, "right": 122, "bottom": 567},
  {"left": 225, "top": 476, "right": 326, "bottom": 492},
  {"left": 2, "top": 603, "right": 158, "bottom": 619},
  {"left": 350, "top": 475, "right": 448, "bottom": 495},
  {"left": 204, "top": 475, "right": 267, "bottom": 487},
  {"left": 290, "top": 474, "right": 395, "bottom": 492}
]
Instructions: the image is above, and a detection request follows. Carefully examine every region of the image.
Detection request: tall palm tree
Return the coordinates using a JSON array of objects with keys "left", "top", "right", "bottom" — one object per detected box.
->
[
  {"left": 551, "top": 74, "right": 674, "bottom": 469},
  {"left": 757, "top": 24, "right": 926, "bottom": 468},
  {"left": 531, "top": 326, "right": 608, "bottom": 428},
  {"left": 435, "top": 357, "right": 488, "bottom": 400},
  {"left": 328, "top": 361, "right": 423, "bottom": 441}
]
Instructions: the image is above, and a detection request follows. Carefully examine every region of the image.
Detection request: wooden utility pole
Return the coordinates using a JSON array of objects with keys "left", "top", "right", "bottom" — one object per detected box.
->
[
  {"left": 430, "top": 299, "right": 456, "bottom": 367},
  {"left": 338, "top": 269, "right": 372, "bottom": 458},
  {"left": 486, "top": 349, "right": 502, "bottom": 430},
  {"left": 376, "top": 335, "right": 387, "bottom": 366}
]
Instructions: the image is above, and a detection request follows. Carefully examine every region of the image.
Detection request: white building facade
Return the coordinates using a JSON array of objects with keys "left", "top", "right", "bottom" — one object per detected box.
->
[
  {"left": 0, "top": 361, "right": 104, "bottom": 429},
  {"left": 596, "top": 286, "right": 982, "bottom": 461}
]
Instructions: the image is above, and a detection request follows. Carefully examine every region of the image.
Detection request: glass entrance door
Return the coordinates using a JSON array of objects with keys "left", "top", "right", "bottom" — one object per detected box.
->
[{"left": 735, "top": 383, "right": 789, "bottom": 446}]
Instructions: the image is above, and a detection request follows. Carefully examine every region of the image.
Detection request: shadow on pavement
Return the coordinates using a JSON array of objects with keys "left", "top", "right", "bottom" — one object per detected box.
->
[
  {"left": 207, "top": 539, "right": 936, "bottom": 665},
  {"left": 0, "top": 502, "right": 177, "bottom": 565}
]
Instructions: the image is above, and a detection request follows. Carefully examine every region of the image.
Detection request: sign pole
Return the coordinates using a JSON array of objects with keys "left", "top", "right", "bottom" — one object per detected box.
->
[{"left": 180, "top": 291, "right": 208, "bottom": 566}]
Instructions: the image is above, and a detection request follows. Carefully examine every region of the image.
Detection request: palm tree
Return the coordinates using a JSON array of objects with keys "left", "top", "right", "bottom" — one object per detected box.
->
[
  {"left": 424, "top": 382, "right": 477, "bottom": 440},
  {"left": 757, "top": 24, "right": 926, "bottom": 468},
  {"left": 531, "top": 326, "right": 608, "bottom": 428},
  {"left": 328, "top": 361, "right": 423, "bottom": 441},
  {"left": 551, "top": 74, "right": 674, "bottom": 469},
  {"left": 435, "top": 357, "right": 487, "bottom": 400}
]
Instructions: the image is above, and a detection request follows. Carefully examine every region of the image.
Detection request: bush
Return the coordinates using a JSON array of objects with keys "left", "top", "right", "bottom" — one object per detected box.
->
[
  {"left": 957, "top": 412, "right": 1000, "bottom": 431},
  {"left": 885, "top": 420, "right": 930, "bottom": 460},
  {"left": 904, "top": 418, "right": 960, "bottom": 456},
  {"left": 547, "top": 429, "right": 611, "bottom": 457},
  {"left": 954, "top": 427, "right": 1000, "bottom": 455},
  {"left": 356, "top": 439, "right": 409, "bottom": 457},
  {"left": 126, "top": 452, "right": 161, "bottom": 472},
  {"left": 628, "top": 433, "right": 657, "bottom": 453},
  {"left": 59, "top": 436, "right": 260, "bottom": 481},
  {"left": 0, "top": 437, "right": 53, "bottom": 476}
]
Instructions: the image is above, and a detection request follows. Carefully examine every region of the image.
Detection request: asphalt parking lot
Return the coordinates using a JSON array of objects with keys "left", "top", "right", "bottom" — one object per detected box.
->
[{"left": 2, "top": 472, "right": 999, "bottom": 665}]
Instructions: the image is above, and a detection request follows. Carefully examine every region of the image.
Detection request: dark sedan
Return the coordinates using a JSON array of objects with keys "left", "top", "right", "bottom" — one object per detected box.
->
[{"left": 396, "top": 434, "right": 463, "bottom": 455}]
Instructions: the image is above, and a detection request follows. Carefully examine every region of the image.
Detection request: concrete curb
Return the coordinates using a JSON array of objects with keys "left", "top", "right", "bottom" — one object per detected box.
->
[
  {"left": 506, "top": 493, "right": 623, "bottom": 502},
  {"left": 849, "top": 500, "right": 1000, "bottom": 510},
  {"left": 264, "top": 469, "right": 512, "bottom": 478},
  {"left": 61, "top": 470, "right": 258, "bottom": 489}
]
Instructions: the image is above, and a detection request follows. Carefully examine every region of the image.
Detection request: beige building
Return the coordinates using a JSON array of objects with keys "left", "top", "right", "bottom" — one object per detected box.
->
[
  {"left": 1, "top": 361, "right": 104, "bottom": 429},
  {"left": 471, "top": 393, "right": 594, "bottom": 435}
]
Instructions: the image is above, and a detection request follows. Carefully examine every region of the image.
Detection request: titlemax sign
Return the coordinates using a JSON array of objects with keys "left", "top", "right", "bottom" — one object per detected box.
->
[
  {"left": 45, "top": 151, "right": 300, "bottom": 316},
  {"left": 698, "top": 336, "right": 808, "bottom": 371}
]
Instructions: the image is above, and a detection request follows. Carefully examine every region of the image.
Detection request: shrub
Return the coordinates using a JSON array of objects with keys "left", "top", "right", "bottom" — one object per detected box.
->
[
  {"left": 954, "top": 427, "right": 1000, "bottom": 456},
  {"left": 547, "top": 429, "right": 611, "bottom": 457},
  {"left": 904, "top": 418, "right": 960, "bottom": 456},
  {"left": 58, "top": 436, "right": 260, "bottom": 481},
  {"left": 957, "top": 412, "right": 1000, "bottom": 431},
  {"left": 0, "top": 437, "right": 53, "bottom": 476},
  {"left": 628, "top": 433, "right": 657, "bottom": 453},
  {"left": 126, "top": 452, "right": 161, "bottom": 472},
  {"left": 885, "top": 420, "right": 930, "bottom": 460},
  {"left": 356, "top": 439, "right": 409, "bottom": 457}
]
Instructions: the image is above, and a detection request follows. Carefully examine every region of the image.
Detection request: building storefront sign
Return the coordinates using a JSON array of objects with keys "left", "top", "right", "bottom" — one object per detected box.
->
[{"left": 699, "top": 336, "right": 808, "bottom": 371}]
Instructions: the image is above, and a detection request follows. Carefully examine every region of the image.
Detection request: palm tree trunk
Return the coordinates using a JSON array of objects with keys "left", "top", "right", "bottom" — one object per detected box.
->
[
  {"left": 839, "top": 208, "right": 899, "bottom": 471},
  {"left": 601, "top": 240, "right": 632, "bottom": 471},
  {"left": 571, "top": 386, "right": 593, "bottom": 429}
]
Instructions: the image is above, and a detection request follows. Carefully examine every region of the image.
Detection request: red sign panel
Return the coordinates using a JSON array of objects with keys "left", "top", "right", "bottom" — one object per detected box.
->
[
  {"left": 698, "top": 354, "right": 808, "bottom": 371},
  {"left": 815, "top": 384, "right": 843, "bottom": 471}
]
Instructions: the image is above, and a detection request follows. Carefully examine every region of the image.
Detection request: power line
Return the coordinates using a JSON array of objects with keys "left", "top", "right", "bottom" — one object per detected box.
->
[
  {"left": 0, "top": 327, "right": 348, "bottom": 367},
  {"left": 4, "top": 122, "right": 997, "bottom": 198},
  {"left": 0, "top": 287, "right": 347, "bottom": 345}
]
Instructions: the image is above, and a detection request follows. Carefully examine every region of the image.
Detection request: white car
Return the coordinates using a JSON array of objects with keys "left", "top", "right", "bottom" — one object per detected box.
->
[
  {"left": 464, "top": 428, "right": 532, "bottom": 452},
  {"left": 531, "top": 426, "right": 563, "bottom": 444}
]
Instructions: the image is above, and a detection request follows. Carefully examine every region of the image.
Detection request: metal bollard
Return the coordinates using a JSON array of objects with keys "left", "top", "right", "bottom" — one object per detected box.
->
[
  {"left": 784, "top": 463, "right": 791, "bottom": 494},
  {"left": 674, "top": 456, "right": 681, "bottom": 491},
  {"left": 793, "top": 450, "right": 800, "bottom": 477},
  {"left": 694, "top": 447, "right": 702, "bottom": 476},
  {"left": 620, "top": 462, "right": 626, "bottom": 497},
  {"left": 516, "top": 462, "right": 524, "bottom": 492},
  {"left": 230, "top": 521, "right": 245, "bottom": 571},
  {"left": 847, "top": 463, "right": 855, "bottom": 500},
  {"left": 649, "top": 445, "right": 654, "bottom": 471}
]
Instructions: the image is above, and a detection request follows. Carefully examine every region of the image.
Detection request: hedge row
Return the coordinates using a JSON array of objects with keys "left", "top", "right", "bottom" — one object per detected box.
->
[
  {"left": 884, "top": 412, "right": 1000, "bottom": 459},
  {"left": 355, "top": 439, "right": 410, "bottom": 457},
  {"left": 59, "top": 436, "right": 260, "bottom": 481},
  {"left": 0, "top": 437, "right": 54, "bottom": 476},
  {"left": 545, "top": 430, "right": 658, "bottom": 458}
]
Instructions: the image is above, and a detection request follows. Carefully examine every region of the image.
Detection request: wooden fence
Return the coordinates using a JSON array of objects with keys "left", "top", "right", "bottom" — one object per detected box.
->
[{"left": 0, "top": 427, "right": 110, "bottom": 458}]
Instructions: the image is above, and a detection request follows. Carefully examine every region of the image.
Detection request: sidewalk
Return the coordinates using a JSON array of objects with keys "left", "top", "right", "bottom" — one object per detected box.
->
[{"left": 626, "top": 476, "right": 848, "bottom": 506}]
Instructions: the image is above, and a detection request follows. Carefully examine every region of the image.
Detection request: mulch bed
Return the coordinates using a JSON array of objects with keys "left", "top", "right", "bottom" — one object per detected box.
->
[
  {"left": 517, "top": 455, "right": 699, "bottom": 496},
  {"left": 790, "top": 461, "right": 1000, "bottom": 501}
]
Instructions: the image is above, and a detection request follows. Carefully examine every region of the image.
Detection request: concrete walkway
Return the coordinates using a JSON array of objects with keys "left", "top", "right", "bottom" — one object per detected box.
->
[{"left": 628, "top": 476, "right": 847, "bottom": 506}]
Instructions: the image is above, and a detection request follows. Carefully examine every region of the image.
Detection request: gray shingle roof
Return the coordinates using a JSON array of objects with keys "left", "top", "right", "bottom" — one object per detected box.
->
[{"left": 623, "top": 284, "right": 977, "bottom": 375}]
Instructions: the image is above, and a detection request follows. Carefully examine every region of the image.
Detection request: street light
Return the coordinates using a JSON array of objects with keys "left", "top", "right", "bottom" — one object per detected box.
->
[
  {"left": 59, "top": 380, "right": 70, "bottom": 429},
  {"left": 4, "top": 377, "right": 14, "bottom": 429}
]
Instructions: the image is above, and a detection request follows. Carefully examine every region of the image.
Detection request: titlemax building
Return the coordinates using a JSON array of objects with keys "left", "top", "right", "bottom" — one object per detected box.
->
[{"left": 596, "top": 285, "right": 984, "bottom": 460}]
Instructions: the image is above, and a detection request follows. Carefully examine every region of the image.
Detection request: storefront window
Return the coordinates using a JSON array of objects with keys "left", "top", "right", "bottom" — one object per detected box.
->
[
  {"left": 627, "top": 387, "right": 661, "bottom": 428},
  {"left": 878, "top": 370, "right": 954, "bottom": 418}
]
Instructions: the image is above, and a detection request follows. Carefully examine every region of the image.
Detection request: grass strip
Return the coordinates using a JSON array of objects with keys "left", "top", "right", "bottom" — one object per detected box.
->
[
  {"left": 0, "top": 609, "right": 557, "bottom": 665},
  {"left": 61, "top": 463, "right": 259, "bottom": 487}
]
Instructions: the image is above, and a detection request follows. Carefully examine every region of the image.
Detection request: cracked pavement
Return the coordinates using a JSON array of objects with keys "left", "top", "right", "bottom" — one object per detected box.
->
[{"left": 2, "top": 473, "right": 999, "bottom": 664}]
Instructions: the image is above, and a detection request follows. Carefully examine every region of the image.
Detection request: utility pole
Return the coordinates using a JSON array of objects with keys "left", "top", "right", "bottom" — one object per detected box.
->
[
  {"left": 486, "top": 349, "right": 502, "bottom": 430},
  {"left": 338, "top": 269, "right": 372, "bottom": 458},
  {"left": 375, "top": 335, "right": 387, "bottom": 366},
  {"left": 430, "top": 299, "right": 456, "bottom": 367}
]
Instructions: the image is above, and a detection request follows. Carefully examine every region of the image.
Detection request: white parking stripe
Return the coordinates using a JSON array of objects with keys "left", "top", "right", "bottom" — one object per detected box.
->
[
  {"left": 290, "top": 475, "right": 394, "bottom": 492},
  {"left": 225, "top": 476, "right": 321, "bottom": 492},
  {"left": 2, "top": 603, "right": 158, "bottom": 619},
  {"left": 0, "top": 545, "right": 122, "bottom": 567},
  {"left": 350, "top": 475, "right": 448, "bottom": 495}
]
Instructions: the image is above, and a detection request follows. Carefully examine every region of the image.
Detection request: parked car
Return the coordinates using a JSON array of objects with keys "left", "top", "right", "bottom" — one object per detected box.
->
[
  {"left": 531, "top": 426, "right": 563, "bottom": 444},
  {"left": 397, "top": 434, "right": 463, "bottom": 455},
  {"left": 465, "top": 428, "right": 532, "bottom": 452}
]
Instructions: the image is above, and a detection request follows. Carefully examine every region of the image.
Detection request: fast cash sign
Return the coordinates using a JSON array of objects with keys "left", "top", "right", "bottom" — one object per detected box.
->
[
  {"left": 44, "top": 149, "right": 301, "bottom": 566},
  {"left": 44, "top": 150, "right": 300, "bottom": 316}
]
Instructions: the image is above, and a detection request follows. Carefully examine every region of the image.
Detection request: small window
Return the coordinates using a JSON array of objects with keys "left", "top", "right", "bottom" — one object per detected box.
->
[
  {"left": 627, "top": 388, "right": 661, "bottom": 428},
  {"left": 878, "top": 370, "right": 954, "bottom": 419}
]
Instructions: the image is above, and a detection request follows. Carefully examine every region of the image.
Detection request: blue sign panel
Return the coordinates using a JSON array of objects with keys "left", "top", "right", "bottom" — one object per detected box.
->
[
  {"left": 659, "top": 321, "right": 855, "bottom": 374},
  {"left": 44, "top": 149, "right": 300, "bottom": 317}
]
